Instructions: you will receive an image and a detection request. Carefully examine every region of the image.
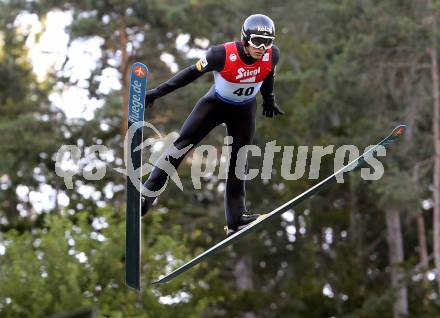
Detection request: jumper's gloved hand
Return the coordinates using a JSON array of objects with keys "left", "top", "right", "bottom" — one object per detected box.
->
[
  {"left": 262, "top": 99, "right": 284, "bottom": 118},
  {"left": 145, "top": 88, "right": 161, "bottom": 108}
]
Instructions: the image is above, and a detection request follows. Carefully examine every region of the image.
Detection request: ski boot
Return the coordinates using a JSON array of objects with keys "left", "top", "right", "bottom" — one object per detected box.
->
[
  {"left": 141, "top": 196, "right": 156, "bottom": 217},
  {"left": 224, "top": 213, "right": 265, "bottom": 237}
]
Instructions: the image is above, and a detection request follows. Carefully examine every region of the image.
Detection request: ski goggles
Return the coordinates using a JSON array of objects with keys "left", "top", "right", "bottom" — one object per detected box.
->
[{"left": 248, "top": 34, "right": 275, "bottom": 50}]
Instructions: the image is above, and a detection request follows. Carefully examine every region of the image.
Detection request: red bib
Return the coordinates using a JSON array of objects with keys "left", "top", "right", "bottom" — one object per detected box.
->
[
  {"left": 213, "top": 42, "right": 272, "bottom": 104},
  {"left": 220, "top": 42, "right": 272, "bottom": 83}
]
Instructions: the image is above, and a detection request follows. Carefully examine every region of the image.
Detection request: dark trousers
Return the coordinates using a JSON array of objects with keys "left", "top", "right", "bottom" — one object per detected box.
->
[{"left": 143, "top": 87, "right": 257, "bottom": 228}]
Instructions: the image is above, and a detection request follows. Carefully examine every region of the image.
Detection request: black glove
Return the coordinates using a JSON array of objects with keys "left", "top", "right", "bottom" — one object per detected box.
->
[
  {"left": 145, "top": 88, "right": 161, "bottom": 108},
  {"left": 262, "top": 100, "right": 285, "bottom": 118}
]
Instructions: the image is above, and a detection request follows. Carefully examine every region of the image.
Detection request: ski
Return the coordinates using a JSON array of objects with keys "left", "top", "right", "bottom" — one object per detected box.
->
[
  {"left": 152, "top": 124, "right": 407, "bottom": 284},
  {"left": 125, "top": 62, "right": 148, "bottom": 290}
]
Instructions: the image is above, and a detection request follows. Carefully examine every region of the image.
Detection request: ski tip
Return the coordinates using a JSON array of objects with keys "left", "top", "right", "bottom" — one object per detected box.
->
[
  {"left": 151, "top": 274, "right": 170, "bottom": 285},
  {"left": 151, "top": 278, "right": 165, "bottom": 285},
  {"left": 391, "top": 124, "right": 407, "bottom": 138}
]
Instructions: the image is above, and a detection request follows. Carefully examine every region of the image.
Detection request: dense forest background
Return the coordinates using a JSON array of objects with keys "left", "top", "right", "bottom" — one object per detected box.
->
[{"left": 1, "top": 0, "right": 440, "bottom": 317}]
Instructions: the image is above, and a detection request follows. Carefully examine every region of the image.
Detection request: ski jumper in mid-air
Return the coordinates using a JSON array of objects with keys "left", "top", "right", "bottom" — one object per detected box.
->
[{"left": 141, "top": 14, "right": 283, "bottom": 236}]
